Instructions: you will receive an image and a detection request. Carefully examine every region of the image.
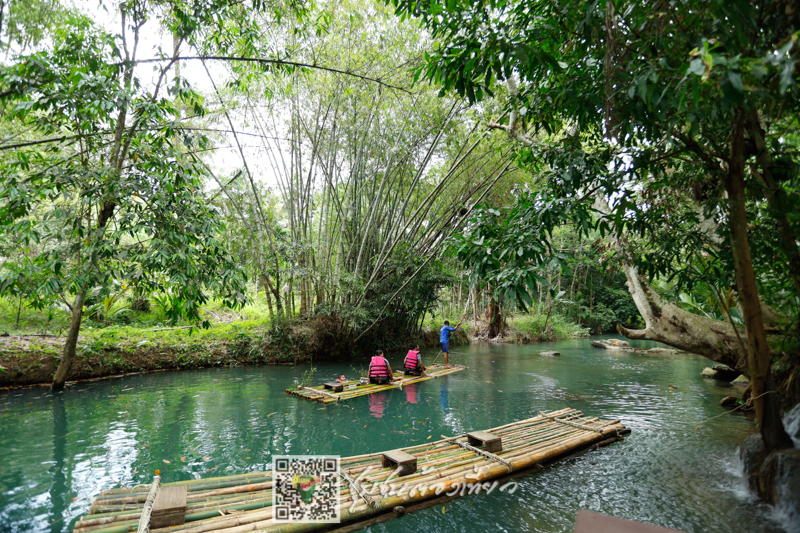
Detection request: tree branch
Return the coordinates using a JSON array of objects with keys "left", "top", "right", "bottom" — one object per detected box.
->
[{"left": 120, "top": 56, "right": 413, "bottom": 94}]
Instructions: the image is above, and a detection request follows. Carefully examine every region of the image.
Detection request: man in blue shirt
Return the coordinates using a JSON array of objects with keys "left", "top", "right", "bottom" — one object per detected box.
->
[{"left": 439, "top": 321, "right": 458, "bottom": 368}]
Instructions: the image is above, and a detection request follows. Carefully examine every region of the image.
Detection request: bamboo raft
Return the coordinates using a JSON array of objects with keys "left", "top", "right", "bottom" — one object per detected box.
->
[
  {"left": 285, "top": 364, "right": 466, "bottom": 404},
  {"left": 73, "top": 408, "right": 628, "bottom": 533}
]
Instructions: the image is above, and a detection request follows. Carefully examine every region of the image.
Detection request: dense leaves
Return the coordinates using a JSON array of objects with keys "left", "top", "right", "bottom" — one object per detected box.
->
[{"left": 0, "top": 11, "right": 247, "bottom": 327}]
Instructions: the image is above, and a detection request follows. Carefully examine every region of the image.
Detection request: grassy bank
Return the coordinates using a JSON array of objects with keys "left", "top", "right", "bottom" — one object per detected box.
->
[
  {"left": 0, "top": 297, "right": 312, "bottom": 387},
  {"left": 508, "top": 312, "right": 590, "bottom": 342},
  {"left": 0, "top": 297, "right": 470, "bottom": 388}
]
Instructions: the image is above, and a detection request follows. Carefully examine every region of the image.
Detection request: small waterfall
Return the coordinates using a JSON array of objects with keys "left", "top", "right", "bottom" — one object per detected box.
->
[
  {"left": 769, "top": 403, "right": 800, "bottom": 533},
  {"left": 784, "top": 403, "right": 800, "bottom": 449}
]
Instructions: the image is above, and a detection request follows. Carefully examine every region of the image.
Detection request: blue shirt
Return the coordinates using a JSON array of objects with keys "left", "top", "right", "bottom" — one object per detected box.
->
[{"left": 439, "top": 325, "right": 456, "bottom": 344}]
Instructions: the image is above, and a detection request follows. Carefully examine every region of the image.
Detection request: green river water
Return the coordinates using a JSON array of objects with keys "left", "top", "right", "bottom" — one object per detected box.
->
[{"left": 0, "top": 336, "right": 789, "bottom": 532}]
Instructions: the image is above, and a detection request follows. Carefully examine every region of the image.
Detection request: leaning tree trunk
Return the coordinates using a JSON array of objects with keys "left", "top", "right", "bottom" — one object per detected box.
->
[
  {"left": 51, "top": 291, "right": 86, "bottom": 390},
  {"left": 723, "top": 112, "right": 792, "bottom": 452}
]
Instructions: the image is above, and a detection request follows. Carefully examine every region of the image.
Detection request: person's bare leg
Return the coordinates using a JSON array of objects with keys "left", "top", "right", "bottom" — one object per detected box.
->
[{"left": 445, "top": 352, "right": 452, "bottom": 368}]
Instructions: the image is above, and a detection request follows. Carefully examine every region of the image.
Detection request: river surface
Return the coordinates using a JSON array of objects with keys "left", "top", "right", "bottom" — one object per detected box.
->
[{"left": 0, "top": 335, "right": 791, "bottom": 532}]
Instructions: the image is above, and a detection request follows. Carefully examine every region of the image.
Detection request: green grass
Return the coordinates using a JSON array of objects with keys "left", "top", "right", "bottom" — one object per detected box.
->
[
  {"left": 0, "top": 295, "right": 273, "bottom": 345},
  {"left": 509, "top": 312, "right": 589, "bottom": 341}
]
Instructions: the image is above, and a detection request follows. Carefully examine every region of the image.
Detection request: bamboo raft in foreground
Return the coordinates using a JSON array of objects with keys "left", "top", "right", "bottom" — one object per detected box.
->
[
  {"left": 285, "top": 364, "right": 466, "bottom": 403},
  {"left": 73, "top": 408, "right": 628, "bottom": 533}
]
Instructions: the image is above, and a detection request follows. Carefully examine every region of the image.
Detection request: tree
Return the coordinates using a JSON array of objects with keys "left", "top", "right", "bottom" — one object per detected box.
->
[
  {"left": 203, "top": 0, "right": 519, "bottom": 350},
  {"left": 0, "top": 5, "right": 247, "bottom": 389},
  {"left": 391, "top": 0, "right": 799, "bottom": 451}
]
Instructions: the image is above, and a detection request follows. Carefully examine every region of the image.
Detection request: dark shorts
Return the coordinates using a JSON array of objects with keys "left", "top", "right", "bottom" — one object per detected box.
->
[
  {"left": 404, "top": 369, "right": 422, "bottom": 376},
  {"left": 440, "top": 342, "right": 449, "bottom": 353},
  {"left": 370, "top": 377, "right": 390, "bottom": 385}
]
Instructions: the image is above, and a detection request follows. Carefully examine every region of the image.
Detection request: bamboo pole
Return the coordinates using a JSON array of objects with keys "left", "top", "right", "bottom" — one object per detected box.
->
[{"left": 75, "top": 411, "right": 626, "bottom": 533}]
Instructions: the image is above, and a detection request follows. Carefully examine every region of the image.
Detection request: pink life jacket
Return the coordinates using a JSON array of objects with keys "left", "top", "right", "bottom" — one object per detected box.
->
[
  {"left": 369, "top": 356, "right": 391, "bottom": 380},
  {"left": 404, "top": 350, "right": 421, "bottom": 372}
]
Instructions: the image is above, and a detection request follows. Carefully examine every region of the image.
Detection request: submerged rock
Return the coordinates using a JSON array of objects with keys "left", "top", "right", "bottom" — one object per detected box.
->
[
  {"left": 590, "top": 339, "right": 633, "bottom": 351},
  {"left": 539, "top": 351, "right": 560, "bottom": 357},
  {"left": 640, "top": 347, "right": 684, "bottom": 355}
]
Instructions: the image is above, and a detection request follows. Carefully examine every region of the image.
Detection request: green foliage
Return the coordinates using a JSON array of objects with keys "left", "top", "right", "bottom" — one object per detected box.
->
[
  {"left": 396, "top": 0, "right": 800, "bottom": 334},
  {"left": 453, "top": 193, "right": 594, "bottom": 311},
  {"left": 510, "top": 313, "right": 589, "bottom": 342},
  {"left": 0, "top": 12, "right": 247, "bottom": 327}
]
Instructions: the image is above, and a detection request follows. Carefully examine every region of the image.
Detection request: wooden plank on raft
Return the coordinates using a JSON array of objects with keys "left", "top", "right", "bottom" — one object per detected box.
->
[
  {"left": 150, "top": 485, "right": 187, "bottom": 528},
  {"left": 381, "top": 449, "right": 417, "bottom": 476},
  {"left": 285, "top": 365, "right": 467, "bottom": 404},
  {"left": 73, "top": 408, "right": 630, "bottom": 533},
  {"left": 574, "top": 511, "right": 686, "bottom": 533},
  {"left": 466, "top": 431, "right": 502, "bottom": 452}
]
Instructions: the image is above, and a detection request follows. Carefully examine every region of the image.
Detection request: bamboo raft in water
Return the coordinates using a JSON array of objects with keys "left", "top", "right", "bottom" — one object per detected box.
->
[
  {"left": 285, "top": 364, "right": 466, "bottom": 404},
  {"left": 73, "top": 408, "right": 628, "bottom": 533}
]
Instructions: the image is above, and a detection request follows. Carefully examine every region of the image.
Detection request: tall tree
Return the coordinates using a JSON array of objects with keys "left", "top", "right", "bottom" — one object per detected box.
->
[
  {"left": 0, "top": 4, "right": 248, "bottom": 389},
  {"left": 391, "top": 0, "right": 799, "bottom": 450}
]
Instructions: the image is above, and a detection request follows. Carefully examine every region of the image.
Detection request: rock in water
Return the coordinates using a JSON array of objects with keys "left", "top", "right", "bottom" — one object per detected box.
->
[
  {"left": 761, "top": 450, "right": 800, "bottom": 523},
  {"left": 784, "top": 403, "right": 800, "bottom": 449},
  {"left": 732, "top": 374, "right": 750, "bottom": 385},
  {"left": 590, "top": 339, "right": 633, "bottom": 351},
  {"left": 720, "top": 396, "right": 738, "bottom": 407},
  {"left": 539, "top": 351, "right": 560, "bottom": 357},
  {"left": 701, "top": 367, "right": 719, "bottom": 378},
  {"left": 711, "top": 364, "right": 740, "bottom": 381},
  {"left": 740, "top": 433, "right": 768, "bottom": 496},
  {"left": 642, "top": 347, "right": 684, "bottom": 355}
]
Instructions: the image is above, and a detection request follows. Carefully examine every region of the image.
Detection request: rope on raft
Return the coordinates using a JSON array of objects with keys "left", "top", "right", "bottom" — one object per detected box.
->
[
  {"left": 454, "top": 441, "right": 513, "bottom": 472},
  {"left": 340, "top": 469, "right": 375, "bottom": 508},
  {"left": 136, "top": 475, "right": 160, "bottom": 533},
  {"left": 304, "top": 387, "right": 341, "bottom": 401},
  {"left": 539, "top": 411, "right": 604, "bottom": 434}
]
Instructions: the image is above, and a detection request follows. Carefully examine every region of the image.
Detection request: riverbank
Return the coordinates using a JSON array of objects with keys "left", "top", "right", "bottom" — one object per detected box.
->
[
  {"left": 0, "top": 320, "right": 471, "bottom": 388},
  {"left": 464, "top": 313, "right": 591, "bottom": 343}
]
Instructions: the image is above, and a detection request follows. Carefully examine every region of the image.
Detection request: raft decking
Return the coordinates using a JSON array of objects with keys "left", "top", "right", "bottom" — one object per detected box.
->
[
  {"left": 73, "top": 408, "right": 628, "bottom": 533},
  {"left": 285, "top": 364, "right": 466, "bottom": 403}
]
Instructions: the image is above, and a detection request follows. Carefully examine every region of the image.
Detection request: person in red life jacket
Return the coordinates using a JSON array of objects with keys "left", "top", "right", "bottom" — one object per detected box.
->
[
  {"left": 368, "top": 350, "right": 396, "bottom": 384},
  {"left": 336, "top": 374, "right": 347, "bottom": 383},
  {"left": 403, "top": 344, "right": 425, "bottom": 376}
]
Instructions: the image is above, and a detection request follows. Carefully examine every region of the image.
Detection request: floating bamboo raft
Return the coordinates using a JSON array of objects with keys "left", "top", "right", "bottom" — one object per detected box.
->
[
  {"left": 285, "top": 364, "right": 466, "bottom": 404},
  {"left": 73, "top": 408, "right": 628, "bottom": 533}
]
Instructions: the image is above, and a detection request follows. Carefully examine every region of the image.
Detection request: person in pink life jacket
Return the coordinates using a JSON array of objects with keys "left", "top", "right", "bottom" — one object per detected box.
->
[
  {"left": 368, "top": 349, "right": 396, "bottom": 384},
  {"left": 336, "top": 375, "right": 347, "bottom": 383},
  {"left": 403, "top": 344, "right": 425, "bottom": 376}
]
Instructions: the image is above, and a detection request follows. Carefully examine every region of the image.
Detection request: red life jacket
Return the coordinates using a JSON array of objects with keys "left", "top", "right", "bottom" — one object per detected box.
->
[
  {"left": 369, "top": 356, "right": 391, "bottom": 380},
  {"left": 404, "top": 350, "right": 421, "bottom": 372}
]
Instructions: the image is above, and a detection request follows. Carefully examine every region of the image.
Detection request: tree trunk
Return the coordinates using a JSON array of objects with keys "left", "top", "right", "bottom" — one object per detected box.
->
[
  {"left": 485, "top": 296, "right": 504, "bottom": 338},
  {"left": 51, "top": 291, "right": 86, "bottom": 390},
  {"left": 616, "top": 264, "right": 746, "bottom": 369},
  {"left": 261, "top": 274, "right": 275, "bottom": 320},
  {"left": 594, "top": 194, "right": 748, "bottom": 370},
  {"left": 723, "top": 111, "right": 791, "bottom": 452}
]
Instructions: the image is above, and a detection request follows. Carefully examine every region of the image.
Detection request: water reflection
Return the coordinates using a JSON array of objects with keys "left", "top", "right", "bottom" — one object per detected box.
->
[
  {"left": 0, "top": 336, "right": 789, "bottom": 533},
  {"left": 369, "top": 392, "right": 387, "bottom": 418},
  {"left": 404, "top": 383, "right": 419, "bottom": 404}
]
